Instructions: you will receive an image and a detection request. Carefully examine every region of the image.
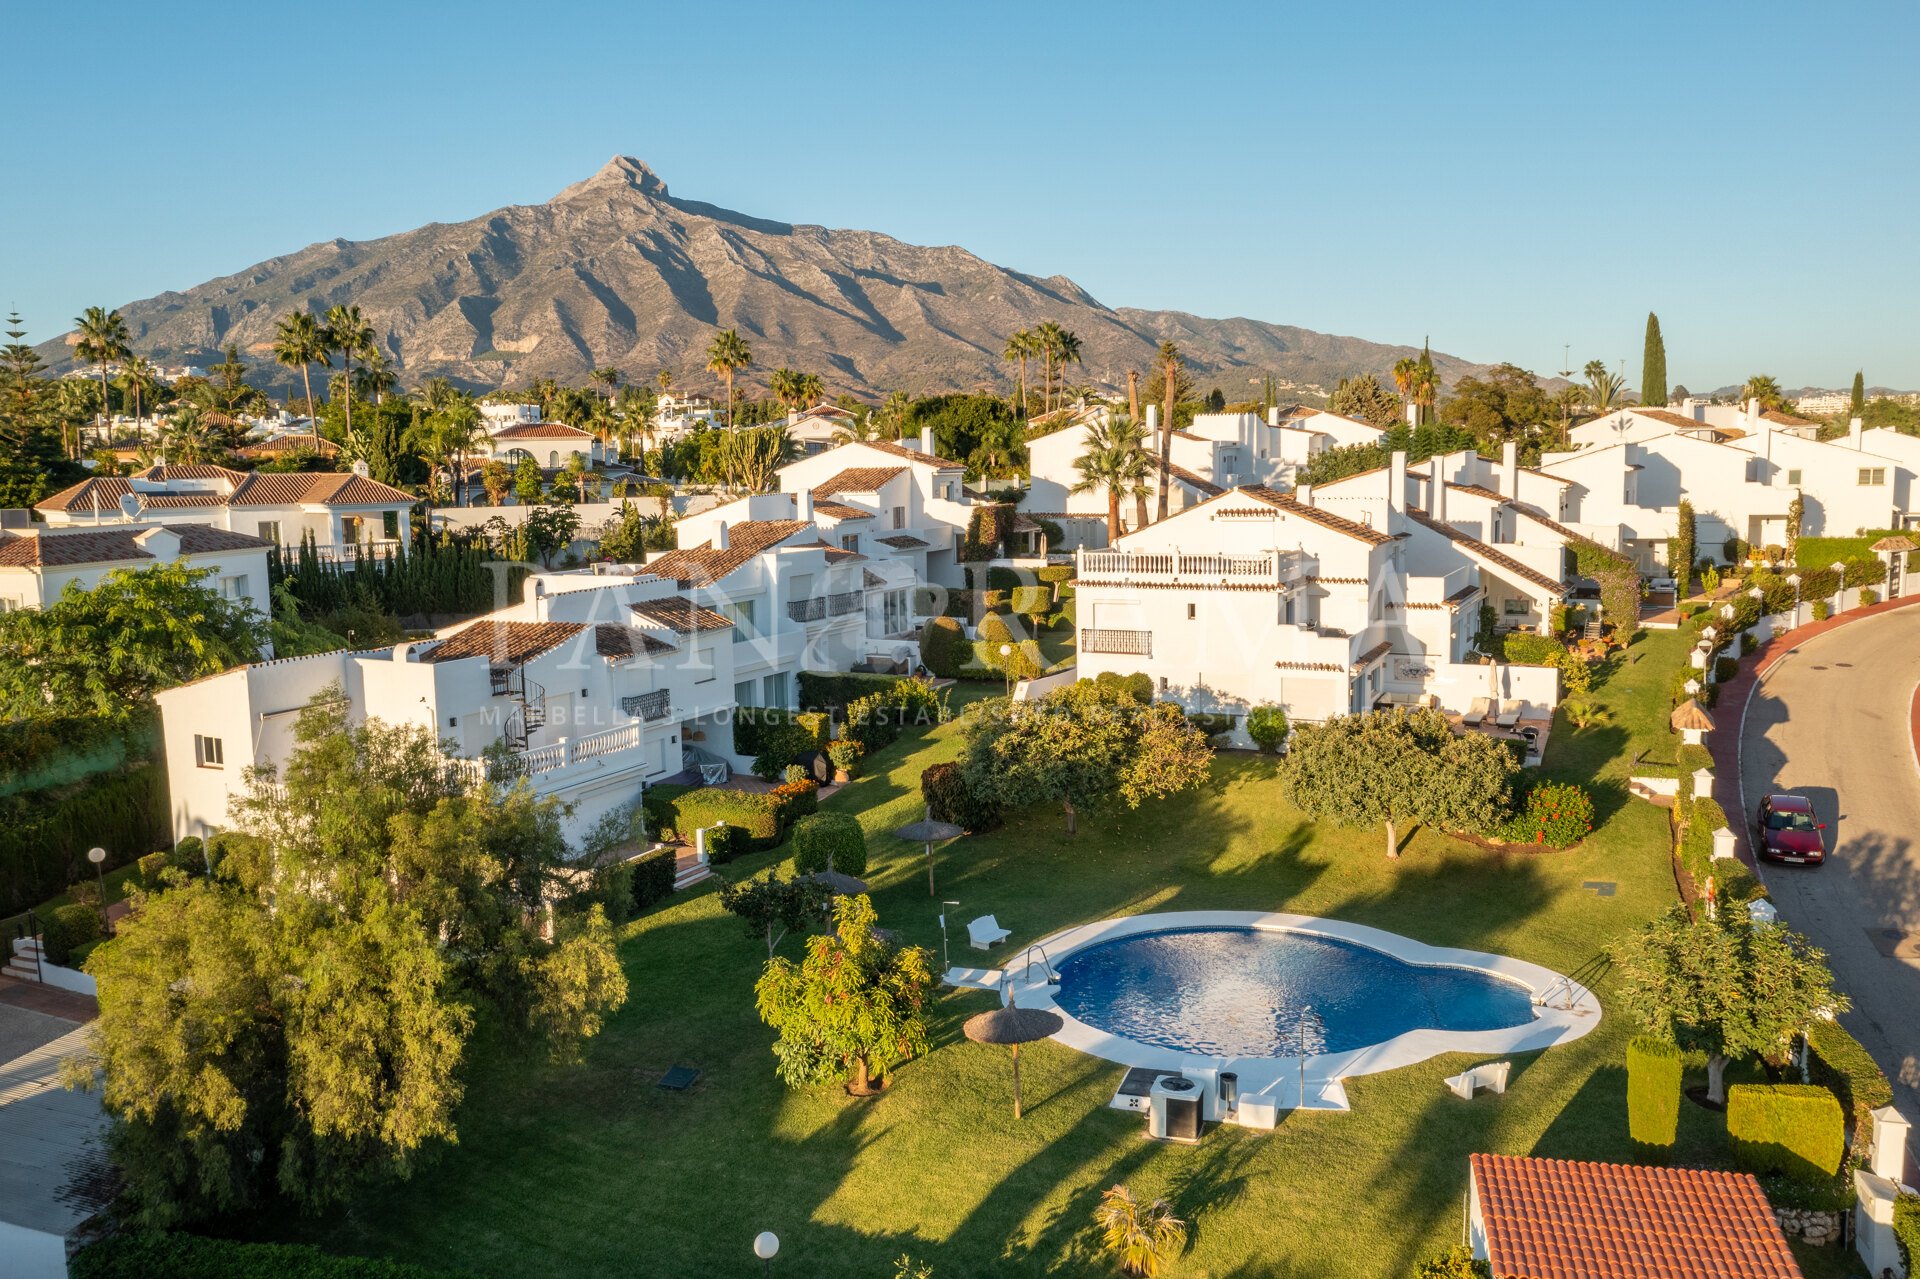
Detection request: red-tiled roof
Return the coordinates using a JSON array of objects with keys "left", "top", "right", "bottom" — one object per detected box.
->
[
  {"left": 1165, "top": 463, "right": 1225, "bottom": 497},
  {"left": 490, "top": 421, "right": 595, "bottom": 439},
  {"left": 640, "top": 519, "right": 812, "bottom": 586},
  {"left": 1762, "top": 409, "right": 1816, "bottom": 427},
  {"left": 133, "top": 464, "right": 247, "bottom": 482},
  {"left": 240, "top": 436, "right": 340, "bottom": 457},
  {"left": 0, "top": 524, "right": 273, "bottom": 568},
  {"left": 629, "top": 595, "right": 735, "bottom": 633},
  {"left": 812, "top": 501, "right": 872, "bottom": 521},
  {"left": 853, "top": 439, "right": 966, "bottom": 469},
  {"left": 877, "top": 534, "right": 928, "bottom": 549},
  {"left": 227, "top": 472, "right": 414, "bottom": 506},
  {"left": 812, "top": 466, "right": 906, "bottom": 496},
  {"left": 1471, "top": 1154, "right": 1802, "bottom": 1279},
  {"left": 593, "top": 624, "right": 676, "bottom": 658},
  {"left": 1225, "top": 485, "right": 1396, "bottom": 546},
  {"left": 37, "top": 476, "right": 136, "bottom": 513},
  {"left": 1408, "top": 508, "right": 1568, "bottom": 597},
  {"left": 421, "top": 620, "right": 585, "bottom": 667}
]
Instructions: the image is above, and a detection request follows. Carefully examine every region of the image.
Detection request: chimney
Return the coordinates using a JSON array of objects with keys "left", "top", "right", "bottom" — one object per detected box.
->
[
  {"left": 1295, "top": 482, "right": 1315, "bottom": 507},
  {"left": 1145, "top": 404, "right": 1160, "bottom": 432},
  {"left": 1746, "top": 397, "right": 1763, "bottom": 429},
  {"left": 919, "top": 426, "right": 935, "bottom": 456},
  {"left": 1266, "top": 406, "right": 1279, "bottom": 428},
  {"left": 1388, "top": 450, "right": 1407, "bottom": 516},
  {"left": 1405, "top": 401, "right": 1419, "bottom": 429},
  {"left": 1428, "top": 457, "right": 1447, "bottom": 522},
  {"left": 715, "top": 521, "right": 730, "bottom": 550},
  {"left": 1849, "top": 416, "right": 1864, "bottom": 449},
  {"left": 1501, "top": 441, "right": 1519, "bottom": 499},
  {"left": 796, "top": 490, "right": 813, "bottom": 521}
]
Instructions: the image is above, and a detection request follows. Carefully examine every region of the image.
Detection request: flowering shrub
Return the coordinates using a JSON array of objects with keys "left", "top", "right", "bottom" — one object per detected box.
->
[{"left": 1500, "top": 781, "right": 1595, "bottom": 848}]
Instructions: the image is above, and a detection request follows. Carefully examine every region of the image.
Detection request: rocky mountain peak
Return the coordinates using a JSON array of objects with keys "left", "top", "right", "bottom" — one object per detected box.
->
[{"left": 553, "top": 156, "right": 668, "bottom": 203}]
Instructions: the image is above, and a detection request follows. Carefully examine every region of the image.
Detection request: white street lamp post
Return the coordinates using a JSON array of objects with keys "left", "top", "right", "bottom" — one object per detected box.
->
[
  {"left": 754, "top": 1232, "right": 780, "bottom": 1276},
  {"left": 87, "top": 846, "right": 108, "bottom": 933}
]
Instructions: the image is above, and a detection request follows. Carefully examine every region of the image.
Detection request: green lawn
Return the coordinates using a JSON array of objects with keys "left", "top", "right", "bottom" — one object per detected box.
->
[{"left": 258, "top": 628, "right": 1859, "bottom": 1277}]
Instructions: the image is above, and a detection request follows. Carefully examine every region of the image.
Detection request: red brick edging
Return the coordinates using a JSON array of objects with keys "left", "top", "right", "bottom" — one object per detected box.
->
[{"left": 1707, "top": 594, "right": 1920, "bottom": 869}]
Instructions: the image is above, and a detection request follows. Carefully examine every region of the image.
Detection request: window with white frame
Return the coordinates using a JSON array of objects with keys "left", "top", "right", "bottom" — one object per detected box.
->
[
  {"left": 733, "top": 680, "right": 755, "bottom": 707},
  {"left": 220, "top": 574, "right": 248, "bottom": 601},
  {"left": 722, "top": 599, "right": 759, "bottom": 642},
  {"left": 1785, "top": 469, "right": 1802, "bottom": 487},
  {"left": 194, "top": 734, "right": 225, "bottom": 768},
  {"left": 383, "top": 511, "right": 401, "bottom": 540},
  {"left": 256, "top": 520, "right": 281, "bottom": 544},
  {"left": 1503, "top": 597, "right": 1530, "bottom": 615},
  {"left": 1860, "top": 467, "right": 1887, "bottom": 486},
  {"left": 762, "top": 673, "right": 788, "bottom": 708}
]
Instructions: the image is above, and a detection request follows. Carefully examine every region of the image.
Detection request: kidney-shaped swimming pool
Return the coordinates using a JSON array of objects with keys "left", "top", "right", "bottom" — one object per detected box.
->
[{"left": 1053, "top": 925, "right": 1537, "bottom": 1058}]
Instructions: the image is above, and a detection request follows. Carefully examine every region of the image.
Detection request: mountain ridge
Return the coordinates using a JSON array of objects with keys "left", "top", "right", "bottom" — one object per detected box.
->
[{"left": 43, "top": 156, "right": 1497, "bottom": 399}]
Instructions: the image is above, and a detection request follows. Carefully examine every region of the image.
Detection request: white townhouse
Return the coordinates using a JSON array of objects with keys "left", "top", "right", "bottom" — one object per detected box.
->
[
  {"left": 1026, "top": 407, "right": 1387, "bottom": 537},
  {"left": 155, "top": 499, "right": 931, "bottom": 846},
  {"left": 653, "top": 392, "right": 717, "bottom": 443},
  {"left": 480, "top": 420, "right": 615, "bottom": 470},
  {"left": 1074, "top": 450, "right": 1570, "bottom": 726},
  {"left": 1542, "top": 411, "right": 1915, "bottom": 571},
  {"left": 773, "top": 432, "right": 975, "bottom": 586},
  {"left": 36, "top": 464, "right": 416, "bottom": 561},
  {"left": 0, "top": 522, "right": 272, "bottom": 617},
  {"left": 785, "top": 403, "right": 858, "bottom": 454}
]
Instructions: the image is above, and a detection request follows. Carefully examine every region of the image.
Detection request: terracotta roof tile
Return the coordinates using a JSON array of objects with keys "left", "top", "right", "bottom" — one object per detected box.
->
[
  {"left": 1351, "top": 639, "right": 1393, "bottom": 669},
  {"left": 629, "top": 594, "right": 735, "bottom": 633},
  {"left": 854, "top": 439, "right": 967, "bottom": 469},
  {"left": 811, "top": 466, "right": 906, "bottom": 496},
  {"left": 640, "top": 519, "right": 812, "bottom": 586},
  {"left": 1409, "top": 508, "right": 1567, "bottom": 597},
  {"left": 812, "top": 501, "right": 872, "bottom": 520},
  {"left": 593, "top": 624, "right": 676, "bottom": 658},
  {"left": 133, "top": 464, "right": 247, "bottom": 482},
  {"left": 421, "top": 620, "right": 586, "bottom": 667},
  {"left": 1762, "top": 409, "right": 1816, "bottom": 427},
  {"left": 0, "top": 523, "right": 273, "bottom": 568},
  {"left": 36, "top": 476, "right": 136, "bottom": 513},
  {"left": 490, "top": 421, "right": 595, "bottom": 439},
  {"left": 877, "top": 534, "right": 928, "bottom": 549},
  {"left": 1471, "top": 1153, "right": 1802, "bottom": 1279},
  {"left": 241, "top": 436, "right": 340, "bottom": 457},
  {"left": 1446, "top": 482, "right": 1508, "bottom": 503},
  {"left": 1165, "top": 463, "right": 1225, "bottom": 497},
  {"left": 1227, "top": 485, "right": 1396, "bottom": 546}
]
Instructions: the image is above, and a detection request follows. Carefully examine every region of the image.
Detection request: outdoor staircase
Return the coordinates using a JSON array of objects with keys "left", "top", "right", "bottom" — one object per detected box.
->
[
  {"left": 4, "top": 936, "right": 46, "bottom": 982},
  {"left": 673, "top": 860, "right": 714, "bottom": 892},
  {"left": 493, "top": 666, "right": 548, "bottom": 752}
]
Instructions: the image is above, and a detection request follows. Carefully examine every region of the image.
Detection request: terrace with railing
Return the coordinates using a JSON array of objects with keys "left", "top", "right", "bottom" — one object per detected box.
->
[
  {"left": 1080, "top": 628, "right": 1154, "bottom": 656},
  {"left": 1076, "top": 548, "right": 1302, "bottom": 586},
  {"left": 622, "top": 689, "right": 672, "bottom": 722}
]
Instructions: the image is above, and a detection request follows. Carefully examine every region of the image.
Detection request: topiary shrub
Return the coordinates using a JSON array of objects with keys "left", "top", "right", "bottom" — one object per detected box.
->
[
  {"left": 790, "top": 812, "right": 868, "bottom": 877},
  {"left": 1035, "top": 565, "right": 1074, "bottom": 585},
  {"left": 1246, "top": 703, "right": 1288, "bottom": 753},
  {"left": 43, "top": 902, "right": 104, "bottom": 966},
  {"left": 1009, "top": 585, "right": 1051, "bottom": 618},
  {"left": 669, "top": 788, "right": 783, "bottom": 851},
  {"left": 1501, "top": 632, "right": 1564, "bottom": 666},
  {"left": 768, "top": 778, "right": 819, "bottom": 825},
  {"left": 1713, "top": 656, "right": 1739, "bottom": 684},
  {"left": 1627, "top": 1036, "right": 1682, "bottom": 1151},
  {"left": 629, "top": 847, "right": 678, "bottom": 911},
  {"left": 1185, "top": 712, "right": 1234, "bottom": 736},
  {"left": 920, "top": 615, "right": 971, "bottom": 678},
  {"left": 1862, "top": 587, "right": 1880, "bottom": 607},
  {"left": 1499, "top": 781, "right": 1594, "bottom": 848},
  {"left": 978, "top": 611, "right": 1015, "bottom": 645},
  {"left": 827, "top": 739, "right": 865, "bottom": 778},
  {"left": 1048, "top": 611, "right": 1074, "bottom": 632},
  {"left": 137, "top": 850, "right": 170, "bottom": 889},
  {"left": 1727, "top": 1084, "right": 1845, "bottom": 1183},
  {"left": 1810, "top": 600, "right": 1830, "bottom": 621},
  {"left": 921, "top": 761, "right": 1001, "bottom": 832}
]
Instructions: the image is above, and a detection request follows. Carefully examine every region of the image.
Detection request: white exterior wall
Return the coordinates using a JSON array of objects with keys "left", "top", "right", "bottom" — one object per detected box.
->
[
  {"left": 0, "top": 1220, "right": 68, "bottom": 1279},
  {"left": 0, "top": 546, "right": 270, "bottom": 617}
]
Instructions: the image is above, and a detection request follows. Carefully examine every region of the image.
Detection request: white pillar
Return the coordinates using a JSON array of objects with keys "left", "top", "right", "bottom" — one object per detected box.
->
[
  {"left": 1711, "top": 827, "right": 1738, "bottom": 861},
  {"left": 1691, "top": 766, "right": 1715, "bottom": 802}
]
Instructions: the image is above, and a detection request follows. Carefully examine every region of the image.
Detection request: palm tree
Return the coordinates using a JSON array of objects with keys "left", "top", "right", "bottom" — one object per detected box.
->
[
  {"left": 1583, "top": 359, "right": 1627, "bottom": 413},
  {"left": 877, "top": 390, "right": 911, "bottom": 441},
  {"left": 271, "top": 310, "right": 331, "bottom": 444},
  {"left": 356, "top": 348, "right": 398, "bottom": 405},
  {"left": 323, "top": 304, "right": 375, "bottom": 440},
  {"left": 1003, "top": 329, "right": 1035, "bottom": 417},
  {"left": 968, "top": 415, "right": 1027, "bottom": 481},
  {"left": 416, "top": 376, "right": 460, "bottom": 415},
  {"left": 1072, "top": 413, "right": 1151, "bottom": 542},
  {"left": 1093, "top": 1184, "right": 1187, "bottom": 1279},
  {"left": 1391, "top": 356, "right": 1419, "bottom": 409},
  {"left": 530, "top": 377, "right": 560, "bottom": 418},
  {"left": 705, "top": 328, "right": 752, "bottom": 428},
  {"left": 589, "top": 366, "right": 621, "bottom": 403},
  {"left": 1742, "top": 374, "right": 1785, "bottom": 412},
  {"left": 1153, "top": 341, "right": 1184, "bottom": 522},
  {"left": 72, "top": 306, "right": 131, "bottom": 457},
  {"left": 161, "top": 403, "right": 228, "bottom": 465},
  {"left": 793, "top": 370, "right": 823, "bottom": 410},
  {"left": 656, "top": 368, "right": 674, "bottom": 394},
  {"left": 1411, "top": 362, "right": 1439, "bottom": 424},
  {"left": 116, "top": 355, "right": 163, "bottom": 438}
]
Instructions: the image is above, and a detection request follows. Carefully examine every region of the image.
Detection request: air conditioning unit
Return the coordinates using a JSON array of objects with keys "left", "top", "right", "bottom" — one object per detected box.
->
[{"left": 1148, "top": 1075, "right": 1202, "bottom": 1143}]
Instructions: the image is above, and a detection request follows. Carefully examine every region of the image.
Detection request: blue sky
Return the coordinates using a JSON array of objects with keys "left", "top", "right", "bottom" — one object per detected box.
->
[{"left": 5, "top": 0, "right": 1917, "bottom": 390}]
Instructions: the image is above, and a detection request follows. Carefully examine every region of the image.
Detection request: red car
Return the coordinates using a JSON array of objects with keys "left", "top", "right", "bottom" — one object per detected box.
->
[{"left": 1755, "top": 794, "right": 1826, "bottom": 865}]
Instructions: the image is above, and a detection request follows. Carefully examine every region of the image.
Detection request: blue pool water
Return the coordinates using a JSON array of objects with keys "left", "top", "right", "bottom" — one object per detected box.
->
[{"left": 1053, "top": 927, "right": 1535, "bottom": 1057}]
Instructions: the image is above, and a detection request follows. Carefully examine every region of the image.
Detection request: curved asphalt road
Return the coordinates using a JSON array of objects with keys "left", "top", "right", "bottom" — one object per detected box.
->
[{"left": 1738, "top": 607, "right": 1920, "bottom": 1131}]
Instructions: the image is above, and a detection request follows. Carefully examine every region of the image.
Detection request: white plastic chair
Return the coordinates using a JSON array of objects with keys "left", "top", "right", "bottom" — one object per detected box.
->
[
  {"left": 1443, "top": 1061, "right": 1511, "bottom": 1099},
  {"left": 968, "top": 915, "right": 1011, "bottom": 950}
]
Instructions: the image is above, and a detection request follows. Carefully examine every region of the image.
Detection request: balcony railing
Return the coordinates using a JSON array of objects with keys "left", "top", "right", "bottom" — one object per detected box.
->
[
  {"left": 309, "top": 539, "right": 403, "bottom": 565},
  {"left": 787, "top": 597, "right": 826, "bottom": 623},
  {"left": 1081, "top": 628, "right": 1153, "bottom": 656},
  {"left": 621, "top": 690, "right": 672, "bottom": 722},
  {"left": 1079, "top": 549, "right": 1290, "bottom": 582},
  {"left": 487, "top": 720, "right": 645, "bottom": 781},
  {"left": 827, "top": 590, "right": 863, "bottom": 616}
]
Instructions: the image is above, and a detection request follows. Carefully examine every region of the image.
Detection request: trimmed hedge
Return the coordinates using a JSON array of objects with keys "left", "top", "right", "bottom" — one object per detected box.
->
[
  {"left": 797, "top": 671, "right": 909, "bottom": 714},
  {"left": 1090, "top": 670, "right": 1153, "bottom": 703},
  {"left": 72, "top": 1235, "right": 470, "bottom": 1279},
  {"left": 630, "top": 847, "right": 677, "bottom": 911},
  {"left": 1713, "top": 656, "right": 1739, "bottom": 684},
  {"left": 1896, "top": 1194, "right": 1920, "bottom": 1275},
  {"left": 922, "top": 761, "right": 1001, "bottom": 832},
  {"left": 1035, "top": 565, "right": 1074, "bottom": 585},
  {"left": 1247, "top": 704, "right": 1288, "bottom": 753},
  {"left": 1501, "top": 632, "right": 1563, "bottom": 666},
  {"left": 43, "top": 902, "right": 104, "bottom": 966},
  {"left": 790, "top": 812, "right": 867, "bottom": 877},
  {"left": 0, "top": 763, "right": 170, "bottom": 916},
  {"left": 1806, "top": 1016, "right": 1895, "bottom": 1142},
  {"left": 657, "top": 788, "right": 782, "bottom": 851},
  {"left": 1627, "top": 1037, "right": 1682, "bottom": 1150},
  {"left": 921, "top": 615, "right": 971, "bottom": 678},
  {"left": 1727, "top": 1084, "right": 1845, "bottom": 1182},
  {"left": 702, "top": 823, "right": 746, "bottom": 865},
  {"left": 1009, "top": 585, "right": 1051, "bottom": 617},
  {"left": 979, "top": 612, "right": 1015, "bottom": 645}
]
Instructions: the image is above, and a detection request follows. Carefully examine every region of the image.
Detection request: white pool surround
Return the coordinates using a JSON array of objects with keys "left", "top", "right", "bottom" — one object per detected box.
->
[{"left": 1002, "top": 910, "right": 1601, "bottom": 1117}]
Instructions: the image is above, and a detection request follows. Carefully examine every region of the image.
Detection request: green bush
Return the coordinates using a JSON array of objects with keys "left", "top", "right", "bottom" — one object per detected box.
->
[
  {"left": 72, "top": 1233, "right": 471, "bottom": 1279},
  {"left": 984, "top": 639, "right": 1043, "bottom": 681},
  {"left": 42, "top": 902, "right": 105, "bottom": 966},
  {"left": 1047, "top": 610, "right": 1074, "bottom": 632},
  {"left": 1246, "top": 703, "right": 1289, "bottom": 753},
  {"left": 768, "top": 779, "right": 819, "bottom": 825},
  {"left": 1185, "top": 712, "right": 1234, "bottom": 736},
  {"left": 979, "top": 611, "right": 1015, "bottom": 645},
  {"left": 920, "top": 615, "right": 971, "bottom": 678},
  {"left": 1716, "top": 860, "right": 1768, "bottom": 906},
  {"left": 1806, "top": 1017, "right": 1894, "bottom": 1141},
  {"left": 1500, "top": 632, "right": 1563, "bottom": 666},
  {"left": 751, "top": 722, "right": 816, "bottom": 782},
  {"left": 1056, "top": 580, "right": 1076, "bottom": 601},
  {"left": 702, "top": 823, "right": 745, "bottom": 865},
  {"left": 790, "top": 812, "right": 867, "bottom": 877},
  {"left": 1862, "top": 587, "right": 1880, "bottom": 607},
  {"left": 981, "top": 589, "right": 1008, "bottom": 612},
  {"left": 1895, "top": 1194, "right": 1920, "bottom": 1274},
  {"left": 982, "top": 566, "right": 1025, "bottom": 592},
  {"left": 1411, "top": 1246, "right": 1490, "bottom": 1279},
  {"left": 1499, "top": 781, "right": 1594, "bottom": 848},
  {"left": 630, "top": 848, "right": 677, "bottom": 911},
  {"left": 1727, "top": 1084, "right": 1845, "bottom": 1183},
  {"left": 0, "top": 763, "right": 169, "bottom": 917},
  {"left": 639, "top": 783, "right": 694, "bottom": 841},
  {"left": 666, "top": 788, "right": 782, "bottom": 852},
  {"left": 167, "top": 835, "right": 205, "bottom": 875},
  {"left": 922, "top": 761, "right": 1001, "bottom": 832},
  {"left": 1090, "top": 670, "right": 1153, "bottom": 703},
  {"left": 796, "top": 671, "right": 907, "bottom": 713},
  {"left": 1627, "top": 1036, "right": 1682, "bottom": 1150},
  {"left": 1035, "top": 565, "right": 1074, "bottom": 585},
  {"left": 1009, "top": 585, "right": 1051, "bottom": 617},
  {"left": 137, "top": 850, "right": 170, "bottom": 888},
  {"left": 1810, "top": 600, "right": 1830, "bottom": 621},
  {"left": 827, "top": 739, "right": 865, "bottom": 777}
]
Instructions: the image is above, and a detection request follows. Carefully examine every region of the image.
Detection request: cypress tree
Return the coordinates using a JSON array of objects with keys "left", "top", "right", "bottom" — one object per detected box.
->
[
  {"left": 1641, "top": 313, "right": 1668, "bottom": 407},
  {"left": 1851, "top": 370, "right": 1865, "bottom": 417}
]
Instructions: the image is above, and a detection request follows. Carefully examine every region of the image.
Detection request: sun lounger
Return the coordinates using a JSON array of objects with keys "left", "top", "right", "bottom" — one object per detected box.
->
[
  {"left": 1461, "top": 697, "right": 1492, "bottom": 727},
  {"left": 941, "top": 966, "right": 1003, "bottom": 990},
  {"left": 968, "top": 915, "right": 1011, "bottom": 950},
  {"left": 1495, "top": 704, "right": 1522, "bottom": 728},
  {"left": 1443, "top": 1060, "right": 1511, "bottom": 1100}
]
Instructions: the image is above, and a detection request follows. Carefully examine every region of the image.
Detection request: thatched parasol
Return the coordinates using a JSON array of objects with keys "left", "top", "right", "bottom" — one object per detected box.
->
[
  {"left": 963, "top": 1005, "right": 1064, "bottom": 1119},
  {"left": 895, "top": 810, "right": 966, "bottom": 896},
  {"left": 1670, "top": 699, "right": 1716, "bottom": 734},
  {"left": 1870, "top": 535, "right": 1918, "bottom": 555},
  {"left": 803, "top": 869, "right": 869, "bottom": 897}
]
